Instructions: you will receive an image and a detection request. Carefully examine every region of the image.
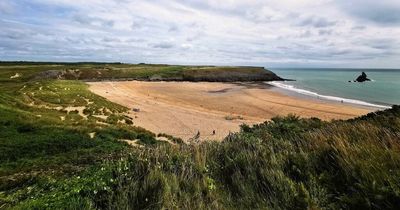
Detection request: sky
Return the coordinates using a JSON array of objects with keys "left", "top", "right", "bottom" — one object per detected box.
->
[{"left": 0, "top": 0, "right": 400, "bottom": 68}]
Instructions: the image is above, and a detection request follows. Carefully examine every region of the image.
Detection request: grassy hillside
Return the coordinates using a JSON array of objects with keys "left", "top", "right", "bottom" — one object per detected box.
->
[
  {"left": 1, "top": 62, "right": 400, "bottom": 209},
  {"left": 0, "top": 64, "right": 160, "bottom": 209},
  {"left": 0, "top": 62, "right": 282, "bottom": 82}
]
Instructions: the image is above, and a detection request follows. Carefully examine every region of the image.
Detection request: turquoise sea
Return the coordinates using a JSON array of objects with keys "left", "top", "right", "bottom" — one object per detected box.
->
[{"left": 268, "top": 68, "right": 400, "bottom": 109}]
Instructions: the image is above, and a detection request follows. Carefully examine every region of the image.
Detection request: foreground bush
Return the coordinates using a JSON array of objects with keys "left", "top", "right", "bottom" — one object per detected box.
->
[{"left": 6, "top": 106, "right": 400, "bottom": 209}]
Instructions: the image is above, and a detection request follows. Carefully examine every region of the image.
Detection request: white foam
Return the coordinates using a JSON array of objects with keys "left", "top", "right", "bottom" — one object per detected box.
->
[{"left": 267, "top": 81, "right": 391, "bottom": 109}]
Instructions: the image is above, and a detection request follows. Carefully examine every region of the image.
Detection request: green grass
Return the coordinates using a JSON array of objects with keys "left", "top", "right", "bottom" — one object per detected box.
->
[
  {"left": 0, "top": 64, "right": 160, "bottom": 208},
  {"left": 0, "top": 62, "right": 281, "bottom": 82},
  {"left": 4, "top": 107, "right": 400, "bottom": 209},
  {"left": 1, "top": 62, "right": 400, "bottom": 209}
]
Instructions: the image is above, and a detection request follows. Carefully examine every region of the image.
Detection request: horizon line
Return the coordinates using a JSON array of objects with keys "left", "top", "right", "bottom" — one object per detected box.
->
[{"left": 1, "top": 60, "right": 399, "bottom": 70}]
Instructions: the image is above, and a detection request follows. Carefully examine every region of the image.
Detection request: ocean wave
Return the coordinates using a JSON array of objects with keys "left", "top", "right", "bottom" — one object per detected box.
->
[{"left": 267, "top": 81, "right": 391, "bottom": 109}]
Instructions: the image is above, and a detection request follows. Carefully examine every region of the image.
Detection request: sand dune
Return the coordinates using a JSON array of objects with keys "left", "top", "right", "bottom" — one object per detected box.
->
[{"left": 88, "top": 81, "right": 373, "bottom": 141}]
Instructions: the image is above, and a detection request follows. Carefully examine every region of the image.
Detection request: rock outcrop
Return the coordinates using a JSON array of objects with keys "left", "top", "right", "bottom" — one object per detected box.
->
[{"left": 354, "top": 72, "right": 371, "bottom": 82}]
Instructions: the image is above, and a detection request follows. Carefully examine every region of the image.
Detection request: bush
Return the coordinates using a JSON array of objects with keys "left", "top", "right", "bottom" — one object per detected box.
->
[{"left": 17, "top": 123, "right": 36, "bottom": 133}]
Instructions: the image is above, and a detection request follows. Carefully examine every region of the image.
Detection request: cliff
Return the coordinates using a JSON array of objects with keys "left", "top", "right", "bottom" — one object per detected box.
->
[{"left": 33, "top": 64, "right": 283, "bottom": 82}]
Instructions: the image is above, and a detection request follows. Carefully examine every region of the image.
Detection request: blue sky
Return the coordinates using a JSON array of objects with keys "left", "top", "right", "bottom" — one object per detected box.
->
[{"left": 0, "top": 0, "right": 400, "bottom": 68}]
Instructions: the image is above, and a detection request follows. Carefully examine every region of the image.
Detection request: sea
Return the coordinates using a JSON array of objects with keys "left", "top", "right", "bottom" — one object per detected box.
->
[{"left": 267, "top": 68, "right": 400, "bottom": 109}]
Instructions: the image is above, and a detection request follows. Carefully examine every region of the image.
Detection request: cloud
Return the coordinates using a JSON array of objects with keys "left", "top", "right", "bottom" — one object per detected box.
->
[
  {"left": 168, "top": 24, "right": 179, "bottom": 32},
  {"left": 244, "top": 6, "right": 286, "bottom": 22},
  {"left": 0, "top": 0, "right": 399, "bottom": 68},
  {"left": 180, "top": 43, "right": 193, "bottom": 50},
  {"left": 0, "top": 0, "right": 14, "bottom": 14},
  {"left": 152, "top": 41, "right": 175, "bottom": 49},
  {"left": 295, "top": 16, "right": 337, "bottom": 28},
  {"left": 352, "top": 25, "right": 366, "bottom": 30},
  {"left": 338, "top": 0, "right": 400, "bottom": 25},
  {"left": 73, "top": 14, "right": 115, "bottom": 28},
  {"left": 102, "top": 37, "right": 121, "bottom": 43},
  {"left": 318, "top": 29, "right": 333, "bottom": 36},
  {"left": 364, "top": 38, "right": 398, "bottom": 51}
]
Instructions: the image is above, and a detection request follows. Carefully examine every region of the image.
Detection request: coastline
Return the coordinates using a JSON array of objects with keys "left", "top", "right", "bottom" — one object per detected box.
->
[
  {"left": 267, "top": 81, "right": 389, "bottom": 110},
  {"left": 88, "top": 81, "right": 374, "bottom": 141}
]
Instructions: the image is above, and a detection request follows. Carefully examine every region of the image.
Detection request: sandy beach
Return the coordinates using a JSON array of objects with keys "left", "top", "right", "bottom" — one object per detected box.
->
[{"left": 88, "top": 81, "right": 374, "bottom": 141}]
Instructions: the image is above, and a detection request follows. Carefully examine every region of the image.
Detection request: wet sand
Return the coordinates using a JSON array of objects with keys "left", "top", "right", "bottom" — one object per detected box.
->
[{"left": 88, "top": 81, "right": 374, "bottom": 141}]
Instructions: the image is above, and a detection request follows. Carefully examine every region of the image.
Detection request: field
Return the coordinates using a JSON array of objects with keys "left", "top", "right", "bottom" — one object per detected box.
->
[{"left": 1, "top": 62, "right": 400, "bottom": 209}]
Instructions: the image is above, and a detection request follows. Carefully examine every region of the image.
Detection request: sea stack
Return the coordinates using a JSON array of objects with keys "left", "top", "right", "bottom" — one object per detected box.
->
[{"left": 355, "top": 72, "right": 371, "bottom": 82}]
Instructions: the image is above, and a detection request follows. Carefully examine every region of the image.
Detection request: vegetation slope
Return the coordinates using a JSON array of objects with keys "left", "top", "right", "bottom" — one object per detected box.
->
[
  {"left": 1, "top": 62, "right": 399, "bottom": 209},
  {"left": 0, "top": 62, "right": 282, "bottom": 82}
]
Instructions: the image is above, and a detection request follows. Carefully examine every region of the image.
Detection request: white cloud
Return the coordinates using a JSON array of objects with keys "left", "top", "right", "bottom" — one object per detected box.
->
[
  {"left": 337, "top": 0, "right": 400, "bottom": 25},
  {"left": 0, "top": 0, "right": 400, "bottom": 67},
  {"left": 0, "top": 0, "right": 15, "bottom": 14}
]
